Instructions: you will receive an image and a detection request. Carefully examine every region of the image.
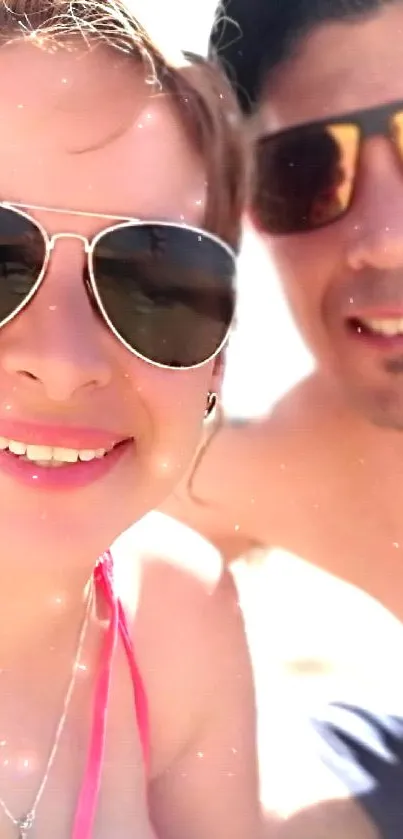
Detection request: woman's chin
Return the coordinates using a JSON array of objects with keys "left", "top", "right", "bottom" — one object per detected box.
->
[
  {"left": 0, "top": 507, "right": 131, "bottom": 569},
  {"left": 0, "top": 462, "right": 182, "bottom": 568}
]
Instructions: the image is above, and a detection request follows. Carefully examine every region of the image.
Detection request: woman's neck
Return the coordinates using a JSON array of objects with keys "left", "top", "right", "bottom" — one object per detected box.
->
[{"left": 0, "top": 559, "right": 94, "bottom": 668}]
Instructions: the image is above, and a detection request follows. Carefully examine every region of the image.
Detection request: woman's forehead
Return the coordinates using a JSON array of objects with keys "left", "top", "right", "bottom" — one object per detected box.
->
[{"left": 0, "top": 40, "right": 207, "bottom": 222}]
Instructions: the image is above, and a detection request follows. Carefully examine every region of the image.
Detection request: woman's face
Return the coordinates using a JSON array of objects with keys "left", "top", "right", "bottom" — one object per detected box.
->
[{"left": 0, "top": 39, "right": 220, "bottom": 565}]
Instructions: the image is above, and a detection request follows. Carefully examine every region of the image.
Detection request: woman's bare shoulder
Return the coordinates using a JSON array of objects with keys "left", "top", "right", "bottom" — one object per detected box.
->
[{"left": 112, "top": 514, "right": 251, "bottom": 779}]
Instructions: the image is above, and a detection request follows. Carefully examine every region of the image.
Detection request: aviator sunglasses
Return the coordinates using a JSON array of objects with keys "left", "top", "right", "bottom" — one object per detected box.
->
[
  {"left": 0, "top": 202, "right": 237, "bottom": 369},
  {"left": 252, "top": 99, "right": 403, "bottom": 235}
]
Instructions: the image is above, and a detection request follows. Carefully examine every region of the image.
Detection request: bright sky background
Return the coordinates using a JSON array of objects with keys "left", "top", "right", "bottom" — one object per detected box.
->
[
  {"left": 146, "top": 0, "right": 219, "bottom": 56},
  {"left": 162, "top": 1, "right": 314, "bottom": 418}
]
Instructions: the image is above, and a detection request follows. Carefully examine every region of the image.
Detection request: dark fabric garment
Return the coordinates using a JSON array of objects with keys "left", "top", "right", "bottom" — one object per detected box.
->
[{"left": 311, "top": 702, "right": 403, "bottom": 838}]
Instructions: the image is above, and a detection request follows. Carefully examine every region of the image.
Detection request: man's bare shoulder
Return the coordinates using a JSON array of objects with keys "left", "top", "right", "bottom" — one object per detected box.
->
[
  {"left": 173, "top": 375, "right": 327, "bottom": 496},
  {"left": 157, "top": 376, "right": 328, "bottom": 555}
]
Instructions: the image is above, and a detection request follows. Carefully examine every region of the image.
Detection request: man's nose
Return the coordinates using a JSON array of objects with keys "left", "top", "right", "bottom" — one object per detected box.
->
[{"left": 346, "top": 135, "right": 403, "bottom": 271}]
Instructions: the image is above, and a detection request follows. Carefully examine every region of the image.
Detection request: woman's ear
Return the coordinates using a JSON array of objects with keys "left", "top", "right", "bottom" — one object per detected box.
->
[{"left": 211, "top": 351, "right": 225, "bottom": 396}]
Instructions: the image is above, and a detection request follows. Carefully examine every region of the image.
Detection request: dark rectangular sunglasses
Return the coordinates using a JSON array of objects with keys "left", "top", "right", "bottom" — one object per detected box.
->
[
  {"left": 0, "top": 202, "right": 237, "bottom": 370},
  {"left": 252, "top": 99, "right": 403, "bottom": 235}
]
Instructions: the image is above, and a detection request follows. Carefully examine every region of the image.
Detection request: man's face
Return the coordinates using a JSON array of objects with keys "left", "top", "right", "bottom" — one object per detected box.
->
[{"left": 255, "top": 3, "right": 403, "bottom": 428}]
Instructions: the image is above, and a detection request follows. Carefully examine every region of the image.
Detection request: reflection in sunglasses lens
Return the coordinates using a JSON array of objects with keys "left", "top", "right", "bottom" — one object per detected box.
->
[{"left": 253, "top": 122, "right": 360, "bottom": 234}]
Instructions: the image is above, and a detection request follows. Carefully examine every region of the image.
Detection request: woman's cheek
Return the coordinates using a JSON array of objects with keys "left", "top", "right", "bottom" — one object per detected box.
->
[{"left": 127, "top": 367, "right": 211, "bottom": 488}]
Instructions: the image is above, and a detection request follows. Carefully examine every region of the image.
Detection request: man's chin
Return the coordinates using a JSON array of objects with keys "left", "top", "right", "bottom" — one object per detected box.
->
[{"left": 345, "top": 382, "right": 403, "bottom": 432}]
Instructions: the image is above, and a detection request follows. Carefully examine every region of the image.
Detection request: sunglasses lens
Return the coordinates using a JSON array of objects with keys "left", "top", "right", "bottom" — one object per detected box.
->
[
  {"left": 92, "top": 223, "right": 236, "bottom": 368},
  {"left": 252, "top": 123, "right": 360, "bottom": 234},
  {"left": 0, "top": 206, "right": 46, "bottom": 323},
  {"left": 390, "top": 110, "right": 403, "bottom": 158}
]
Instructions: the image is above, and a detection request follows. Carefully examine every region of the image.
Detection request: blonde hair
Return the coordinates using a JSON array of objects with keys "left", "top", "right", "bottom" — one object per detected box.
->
[{"left": 0, "top": 0, "right": 246, "bottom": 249}]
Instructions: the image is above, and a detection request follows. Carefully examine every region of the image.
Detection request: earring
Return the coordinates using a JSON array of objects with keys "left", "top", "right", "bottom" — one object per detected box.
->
[{"left": 204, "top": 391, "right": 218, "bottom": 420}]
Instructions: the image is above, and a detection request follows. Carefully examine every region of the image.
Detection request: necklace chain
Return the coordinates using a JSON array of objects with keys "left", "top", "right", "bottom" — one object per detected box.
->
[{"left": 0, "top": 575, "right": 95, "bottom": 838}]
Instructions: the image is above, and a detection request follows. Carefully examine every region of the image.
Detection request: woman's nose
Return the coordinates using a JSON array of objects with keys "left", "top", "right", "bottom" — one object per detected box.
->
[{"left": 0, "top": 238, "right": 113, "bottom": 403}]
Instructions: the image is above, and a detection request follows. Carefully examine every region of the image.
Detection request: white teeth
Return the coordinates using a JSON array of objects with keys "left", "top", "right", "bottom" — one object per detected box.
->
[
  {"left": 52, "top": 447, "right": 79, "bottom": 463},
  {"left": 26, "top": 445, "right": 53, "bottom": 462},
  {"left": 8, "top": 440, "right": 27, "bottom": 456},
  {"left": 360, "top": 317, "right": 403, "bottom": 336},
  {"left": 0, "top": 438, "right": 113, "bottom": 466},
  {"left": 78, "top": 450, "right": 98, "bottom": 462}
]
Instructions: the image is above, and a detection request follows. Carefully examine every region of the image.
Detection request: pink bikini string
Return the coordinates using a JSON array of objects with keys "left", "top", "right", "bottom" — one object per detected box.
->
[{"left": 72, "top": 551, "right": 149, "bottom": 839}]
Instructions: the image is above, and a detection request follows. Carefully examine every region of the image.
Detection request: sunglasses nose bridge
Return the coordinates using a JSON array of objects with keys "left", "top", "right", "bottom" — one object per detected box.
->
[
  {"left": 48, "top": 231, "right": 91, "bottom": 254},
  {"left": 361, "top": 107, "right": 393, "bottom": 140}
]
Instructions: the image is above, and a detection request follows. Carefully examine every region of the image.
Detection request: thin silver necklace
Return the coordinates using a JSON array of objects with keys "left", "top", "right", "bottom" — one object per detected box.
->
[{"left": 0, "top": 575, "right": 95, "bottom": 839}]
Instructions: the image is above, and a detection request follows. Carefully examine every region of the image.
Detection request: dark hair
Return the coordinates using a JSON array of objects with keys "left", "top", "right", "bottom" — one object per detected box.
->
[{"left": 209, "top": 0, "right": 398, "bottom": 112}]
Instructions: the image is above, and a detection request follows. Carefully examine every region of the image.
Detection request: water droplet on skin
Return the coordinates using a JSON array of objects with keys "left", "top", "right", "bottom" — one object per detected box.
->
[
  {"left": 234, "top": 524, "right": 240, "bottom": 532},
  {"left": 16, "top": 754, "right": 37, "bottom": 774},
  {"left": 393, "top": 542, "right": 400, "bottom": 549},
  {"left": 197, "top": 751, "right": 204, "bottom": 758},
  {"left": 50, "top": 592, "right": 68, "bottom": 612}
]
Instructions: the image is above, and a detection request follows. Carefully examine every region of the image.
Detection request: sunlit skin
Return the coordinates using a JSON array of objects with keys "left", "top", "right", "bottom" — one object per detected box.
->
[
  {"left": 163, "top": 5, "right": 403, "bottom": 837},
  {"left": 0, "top": 38, "right": 258, "bottom": 839}
]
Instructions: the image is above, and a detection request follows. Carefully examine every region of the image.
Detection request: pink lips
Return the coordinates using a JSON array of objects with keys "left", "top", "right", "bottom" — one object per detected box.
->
[{"left": 0, "top": 420, "right": 133, "bottom": 490}]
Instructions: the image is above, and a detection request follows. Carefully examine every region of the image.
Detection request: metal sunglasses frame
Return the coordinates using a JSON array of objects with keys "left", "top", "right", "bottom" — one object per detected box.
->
[{"left": 0, "top": 201, "right": 237, "bottom": 370}]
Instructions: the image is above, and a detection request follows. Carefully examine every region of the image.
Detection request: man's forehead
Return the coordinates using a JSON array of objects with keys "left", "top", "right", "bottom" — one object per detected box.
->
[{"left": 257, "top": 4, "right": 403, "bottom": 132}]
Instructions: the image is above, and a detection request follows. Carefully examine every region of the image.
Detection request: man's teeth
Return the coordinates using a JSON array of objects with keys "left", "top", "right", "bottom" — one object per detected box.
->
[
  {"left": 358, "top": 317, "right": 403, "bottom": 337},
  {"left": 0, "top": 439, "right": 115, "bottom": 467}
]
